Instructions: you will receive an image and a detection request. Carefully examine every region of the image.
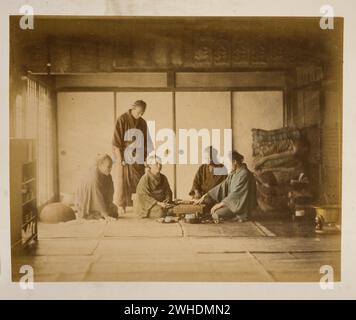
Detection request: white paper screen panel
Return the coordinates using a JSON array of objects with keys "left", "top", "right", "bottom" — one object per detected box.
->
[
  {"left": 175, "top": 92, "right": 231, "bottom": 199},
  {"left": 57, "top": 92, "right": 115, "bottom": 195}
]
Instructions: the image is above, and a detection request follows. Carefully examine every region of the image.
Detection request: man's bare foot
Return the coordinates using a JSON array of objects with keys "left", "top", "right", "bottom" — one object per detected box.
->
[
  {"left": 232, "top": 216, "right": 247, "bottom": 223},
  {"left": 118, "top": 206, "right": 126, "bottom": 215},
  {"left": 211, "top": 212, "right": 220, "bottom": 224},
  {"left": 104, "top": 216, "right": 116, "bottom": 222}
]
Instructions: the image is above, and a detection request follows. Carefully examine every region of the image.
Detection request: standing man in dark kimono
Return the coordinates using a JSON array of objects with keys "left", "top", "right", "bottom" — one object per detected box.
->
[
  {"left": 112, "top": 100, "right": 152, "bottom": 214},
  {"left": 136, "top": 156, "right": 173, "bottom": 219},
  {"left": 195, "top": 151, "right": 256, "bottom": 223},
  {"left": 76, "top": 154, "right": 118, "bottom": 221},
  {"left": 189, "top": 146, "right": 227, "bottom": 199}
]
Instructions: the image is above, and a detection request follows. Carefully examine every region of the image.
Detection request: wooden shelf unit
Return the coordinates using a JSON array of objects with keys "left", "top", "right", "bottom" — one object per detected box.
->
[{"left": 10, "top": 139, "right": 38, "bottom": 251}]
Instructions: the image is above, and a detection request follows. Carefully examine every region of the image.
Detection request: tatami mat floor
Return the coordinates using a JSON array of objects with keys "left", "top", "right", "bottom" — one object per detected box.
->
[{"left": 12, "top": 208, "right": 341, "bottom": 282}]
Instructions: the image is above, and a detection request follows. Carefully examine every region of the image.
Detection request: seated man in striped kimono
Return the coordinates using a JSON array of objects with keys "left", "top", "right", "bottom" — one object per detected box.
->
[{"left": 189, "top": 146, "right": 228, "bottom": 200}]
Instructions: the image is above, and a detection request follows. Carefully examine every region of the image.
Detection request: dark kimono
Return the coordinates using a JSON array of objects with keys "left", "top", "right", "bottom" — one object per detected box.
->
[
  {"left": 189, "top": 164, "right": 227, "bottom": 197},
  {"left": 112, "top": 110, "right": 152, "bottom": 207},
  {"left": 136, "top": 171, "right": 172, "bottom": 218},
  {"left": 76, "top": 166, "right": 118, "bottom": 219},
  {"left": 208, "top": 164, "right": 256, "bottom": 219}
]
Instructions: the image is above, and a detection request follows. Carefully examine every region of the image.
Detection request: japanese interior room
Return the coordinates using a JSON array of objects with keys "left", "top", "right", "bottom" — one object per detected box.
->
[{"left": 9, "top": 17, "right": 342, "bottom": 249}]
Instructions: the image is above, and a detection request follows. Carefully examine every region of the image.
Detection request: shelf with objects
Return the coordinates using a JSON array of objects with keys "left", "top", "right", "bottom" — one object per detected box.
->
[{"left": 10, "top": 139, "right": 38, "bottom": 253}]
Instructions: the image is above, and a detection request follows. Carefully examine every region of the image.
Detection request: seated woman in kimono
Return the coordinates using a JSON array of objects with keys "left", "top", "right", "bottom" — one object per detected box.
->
[
  {"left": 195, "top": 151, "right": 256, "bottom": 223},
  {"left": 76, "top": 154, "right": 118, "bottom": 221},
  {"left": 189, "top": 146, "right": 228, "bottom": 199},
  {"left": 136, "top": 155, "right": 173, "bottom": 219}
]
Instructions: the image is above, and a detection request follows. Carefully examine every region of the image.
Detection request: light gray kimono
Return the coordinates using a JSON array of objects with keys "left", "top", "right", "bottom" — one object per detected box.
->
[{"left": 208, "top": 164, "right": 256, "bottom": 218}]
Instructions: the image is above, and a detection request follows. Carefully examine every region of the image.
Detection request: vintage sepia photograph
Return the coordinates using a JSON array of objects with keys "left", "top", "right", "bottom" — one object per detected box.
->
[{"left": 8, "top": 13, "right": 342, "bottom": 283}]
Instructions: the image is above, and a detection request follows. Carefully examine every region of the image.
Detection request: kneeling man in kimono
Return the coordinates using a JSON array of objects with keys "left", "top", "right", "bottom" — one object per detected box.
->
[
  {"left": 189, "top": 146, "right": 228, "bottom": 199},
  {"left": 196, "top": 151, "right": 256, "bottom": 223},
  {"left": 136, "top": 156, "right": 173, "bottom": 218},
  {"left": 76, "top": 154, "right": 118, "bottom": 221}
]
